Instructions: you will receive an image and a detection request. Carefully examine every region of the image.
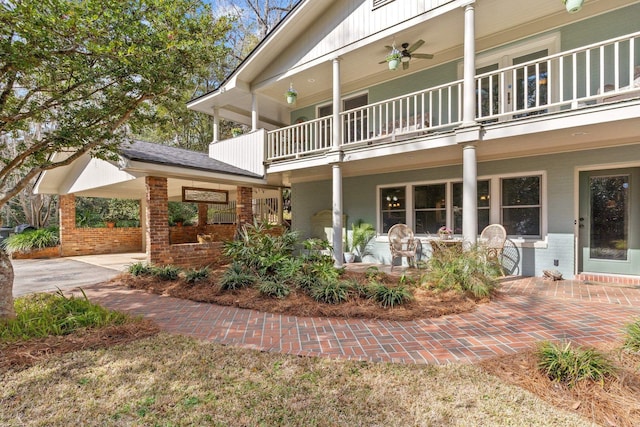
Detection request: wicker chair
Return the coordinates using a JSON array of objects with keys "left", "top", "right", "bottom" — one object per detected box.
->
[
  {"left": 388, "top": 224, "right": 418, "bottom": 270},
  {"left": 480, "top": 224, "right": 507, "bottom": 273}
]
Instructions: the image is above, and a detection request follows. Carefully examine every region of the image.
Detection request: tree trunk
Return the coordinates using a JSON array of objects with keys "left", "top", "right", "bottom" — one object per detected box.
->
[{"left": 0, "top": 249, "right": 16, "bottom": 319}]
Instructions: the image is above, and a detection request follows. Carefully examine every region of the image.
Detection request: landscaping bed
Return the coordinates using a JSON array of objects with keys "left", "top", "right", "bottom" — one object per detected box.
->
[{"left": 118, "top": 267, "right": 484, "bottom": 321}]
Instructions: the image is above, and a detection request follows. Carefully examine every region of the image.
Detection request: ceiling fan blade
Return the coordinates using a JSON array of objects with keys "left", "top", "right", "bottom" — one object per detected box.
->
[
  {"left": 412, "top": 53, "right": 434, "bottom": 59},
  {"left": 384, "top": 45, "right": 393, "bottom": 50},
  {"left": 408, "top": 39, "right": 425, "bottom": 53},
  {"left": 403, "top": 61, "right": 409, "bottom": 70},
  {"left": 378, "top": 59, "right": 387, "bottom": 64}
]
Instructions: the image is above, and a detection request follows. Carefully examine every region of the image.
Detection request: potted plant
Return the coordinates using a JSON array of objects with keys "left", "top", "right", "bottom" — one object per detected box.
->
[
  {"left": 351, "top": 221, "right": 376, "bottom": 262},
  {"left": 285, "top": 85, "right": 298, "bottom": 104},
  {"left": 563, "top": 0, "right": 584, "bottom": 13},
  {"left": 343, "top": 230, "right": 356, "bottom": 263},
  {"left": 386, "top": 49, "right": 401, "bottom": 71},
  {"left": 438, "top": 226, "right": 452, "bottom": 240},
  {"left": 231, "top": 128, "right": 243, "bottom": 137},
  {"left": 173, "top": 216, "right": 185, "bottom": 227}
]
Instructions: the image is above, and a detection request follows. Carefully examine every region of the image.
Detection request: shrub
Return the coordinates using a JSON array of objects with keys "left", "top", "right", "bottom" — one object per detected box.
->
[
  {"left": 1, "top": 227, "right": 59, "bottom": 255},
  {"left": 128, "top": 262, "right": 154, "bottom": 277},
  {"left": 223, "top": 221, "right": 299, "bottom": 276},
  {"left": 296, "top": 257, "right": 340, "bottom": 292},
  {"left": 623, "top": 318, "right": 640, "bottom": 352},
  {"left": 220, "top": 262, "right": 256, "bottom": 290},
  {"left": 152, "top": 265, "right": 181, "bottom": 281},
  {"left": 310, "top": 280, "right": 350, "bottom": 304},
  {"left": 367, "top": 282, "right": 414, "bottom": 308},
  {"left": 184, "top": 267, "right": 210, "bottom": 284},
  {"left": 1, "top": 290, "right": 128, "bottom": 342},
  {"left": 426, "top": 246, "right": 500, "bottom": 298},
  {"left": 364, "top": 266, "right": 386, "bottom": 282},
  {"left": 258, "top": 280, "right": 290, "bottom": 299},
  {"left": 536, "top": 341, "right": 616, "bottom": 386}
]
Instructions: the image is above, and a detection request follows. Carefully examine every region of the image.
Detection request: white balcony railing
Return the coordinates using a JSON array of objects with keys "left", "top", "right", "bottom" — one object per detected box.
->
[
  {"left": 266, "top": 116, "right": 332, "bottom": 160},
  {"left": 341, "top": 80, "right": 463, "bottom": 148},
  {"left": 476, "top": 31, "right": 640, "bottom": 121},
  {"left": 266, "top": 31, "right": 640, "bottom": 162}
]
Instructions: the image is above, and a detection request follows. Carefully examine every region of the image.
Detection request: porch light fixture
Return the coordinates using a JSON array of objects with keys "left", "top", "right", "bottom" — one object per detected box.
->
[{"left": 563, "top": 0, "right": 584, "bottom": 14}]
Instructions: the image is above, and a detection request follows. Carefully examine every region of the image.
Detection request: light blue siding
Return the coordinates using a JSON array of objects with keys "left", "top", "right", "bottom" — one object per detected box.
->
[{"left": 291, "top": 143, "right": 640, "bottom": 278}]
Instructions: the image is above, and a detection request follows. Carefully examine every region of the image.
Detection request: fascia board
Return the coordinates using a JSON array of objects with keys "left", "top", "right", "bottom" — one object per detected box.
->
[{"left": 121, "top": 160, "right": 267, "bottom": 186}]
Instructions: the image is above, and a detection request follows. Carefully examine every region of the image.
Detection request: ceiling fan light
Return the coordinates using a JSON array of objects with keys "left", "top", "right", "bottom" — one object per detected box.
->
[{"left": 401, "top": 54, "right": 411, "bottom": 63}]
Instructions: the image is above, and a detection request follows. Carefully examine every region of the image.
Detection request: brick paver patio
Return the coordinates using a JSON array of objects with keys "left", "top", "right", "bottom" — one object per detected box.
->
[{"left": 79, "top": 277, "right": 640, "bottom": 365}]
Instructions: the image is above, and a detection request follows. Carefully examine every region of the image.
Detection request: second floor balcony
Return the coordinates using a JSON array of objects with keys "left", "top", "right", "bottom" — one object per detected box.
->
[{"left": 264, "top": 31, "right": 640, "bottom": 166}]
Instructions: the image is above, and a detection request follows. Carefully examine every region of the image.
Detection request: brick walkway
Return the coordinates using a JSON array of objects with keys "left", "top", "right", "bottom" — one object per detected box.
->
[{"left": 79, "top": 277, "right": 640, "bottom": 365}]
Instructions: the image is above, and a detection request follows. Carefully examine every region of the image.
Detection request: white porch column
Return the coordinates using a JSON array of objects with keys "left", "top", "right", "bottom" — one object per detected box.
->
[
  {"left": 332, "top": 57, "right": 342, "bottom": 150},
  {"left": 212, "top": 106, "right": 219, "bottom": 143},
  {"left": 330, "top": 56, "right": 344, "bottom": 267},
  {"left": 462, "top": 2, "right": 476, "bottom": 126},
  {"left": 462, "top": 144, "right": 478, "bottom": 246},
  {"left": 332, "top": 164, "right": 344, "bottom": 267},
  {"left": 461, "top": 1, "right": 478, "bottom": 246},
  {"left": 251, "top": 93, "right": 259, "bottom": 131}
]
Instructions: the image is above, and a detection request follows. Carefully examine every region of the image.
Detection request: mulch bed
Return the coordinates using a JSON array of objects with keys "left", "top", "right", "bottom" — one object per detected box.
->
[
  {"left": 0, "top": 320, "right": 159, "bottom": 372},
  {"left": 118, "top": 268, "right": 488, "bottom": 321},
  {"left": 480, "top": 345, "right": 640, "bottom": 427}
]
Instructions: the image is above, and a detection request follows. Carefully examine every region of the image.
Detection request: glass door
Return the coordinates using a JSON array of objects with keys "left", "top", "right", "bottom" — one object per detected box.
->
[{"left": 579, "top": 169, "right": 640, "bottom": 275}]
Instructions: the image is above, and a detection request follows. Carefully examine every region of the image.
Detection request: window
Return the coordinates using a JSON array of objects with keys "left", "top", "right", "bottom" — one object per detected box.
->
[
  {"left": 414, "top": 184, "right": 446, "bottom": 234},
  {"left": 372, "top": 0, "right": 394, "bottom": 10},
  {"left": 380, "top": 187, "right": 405, "bottom": 233},
  {"left": 453, "top": 180, "right": 490, "bottom": 234},
  {"left": 378, "top": 173, "right": 545, "bottom": 239},
  {"left": 318, "top": 93, "right": 368, "bottom": 143},
  {"left": 501, "top": 176, "right": 541, "bottom": 236}
]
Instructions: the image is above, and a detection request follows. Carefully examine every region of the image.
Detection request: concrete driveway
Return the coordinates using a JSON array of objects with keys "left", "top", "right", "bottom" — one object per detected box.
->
[{"left": 11, "top": 253, "right": 146, "bottom": 297}]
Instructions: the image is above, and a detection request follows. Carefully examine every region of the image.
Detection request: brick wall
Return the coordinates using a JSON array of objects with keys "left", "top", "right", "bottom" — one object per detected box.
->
[
  {"left": 11, "top": 246, "right": 61, "bottom": 259},
  {"left": 236, "top": 186, "right": 253, "bottom": 227},
  {"left": 169, "top": 224, "right": 237, "bottom": 244},
  {"left": 59, "top": 193, "right": 143, "bottom": 256},
  {"left": 160, "top": 242, "right": 230, "bottom": 269},
  {"left": 146, "top": 176, "right": 171, "bottom": 265}
]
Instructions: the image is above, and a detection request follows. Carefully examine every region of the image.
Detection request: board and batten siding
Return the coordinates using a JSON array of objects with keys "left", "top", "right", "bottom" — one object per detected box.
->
[
  {"left": 209, "top": 129, "right": 266, "bottom": 177},
  {"left": 258, "top": 0, "right": 455, "bottom": 83}
]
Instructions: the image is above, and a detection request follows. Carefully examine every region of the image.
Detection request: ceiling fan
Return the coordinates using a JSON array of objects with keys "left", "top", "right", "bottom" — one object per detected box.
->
[{"left": 379, "top": 40, "right": 434, "bottom": 70}]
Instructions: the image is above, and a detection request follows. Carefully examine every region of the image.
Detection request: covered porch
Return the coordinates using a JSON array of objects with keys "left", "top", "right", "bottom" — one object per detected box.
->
[{"left": 34, "top": 140, "right": 286, "bottom": 269}]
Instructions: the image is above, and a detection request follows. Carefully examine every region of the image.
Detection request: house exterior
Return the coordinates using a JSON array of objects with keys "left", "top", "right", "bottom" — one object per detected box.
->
[{"left": 188, "top": 0, "right": 640, "bottom": 282}]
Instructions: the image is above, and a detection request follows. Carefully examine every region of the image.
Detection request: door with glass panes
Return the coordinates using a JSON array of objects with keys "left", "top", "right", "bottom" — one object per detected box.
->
[{"left": 578, "top": 168, "right": 640, "bottom": 275}]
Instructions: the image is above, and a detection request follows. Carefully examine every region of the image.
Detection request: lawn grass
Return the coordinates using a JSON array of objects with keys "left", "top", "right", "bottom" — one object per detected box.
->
[{"left": 0, "top": 333, "right": 591, "bottom": 426}]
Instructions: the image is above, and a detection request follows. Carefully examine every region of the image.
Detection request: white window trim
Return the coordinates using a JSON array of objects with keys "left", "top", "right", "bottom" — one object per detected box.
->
[
  {"left": 316, "top": 91, "right": 369, "bottom": 118},
  {"left": 375, "top": 171, "right": 548, "bottom": 245}
]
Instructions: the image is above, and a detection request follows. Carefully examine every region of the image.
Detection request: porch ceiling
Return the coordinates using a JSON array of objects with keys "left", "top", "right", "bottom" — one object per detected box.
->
[{"left": 192, "top": 0, "right": 638, "bottom": 127}]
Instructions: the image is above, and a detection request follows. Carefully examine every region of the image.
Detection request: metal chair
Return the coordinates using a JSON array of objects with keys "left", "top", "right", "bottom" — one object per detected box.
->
[
  {"left": 480, "top": 224, "right": 507, "bottom": 273},
  {"left": 388, "top": 224, "right": 418, "bottom": 270}
]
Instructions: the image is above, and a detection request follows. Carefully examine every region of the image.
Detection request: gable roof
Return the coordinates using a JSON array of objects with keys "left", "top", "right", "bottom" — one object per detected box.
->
[{"left": 120, "top": 140, "right": 262, "bottom": 179}]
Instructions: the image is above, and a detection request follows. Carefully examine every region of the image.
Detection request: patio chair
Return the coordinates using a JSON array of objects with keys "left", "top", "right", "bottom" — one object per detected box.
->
[
  {"left": 388, "top": 224, "right": 418, "bottom": 270},
  {"left": 480, "top": 224, "right": 507, "bottom": 274}
]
